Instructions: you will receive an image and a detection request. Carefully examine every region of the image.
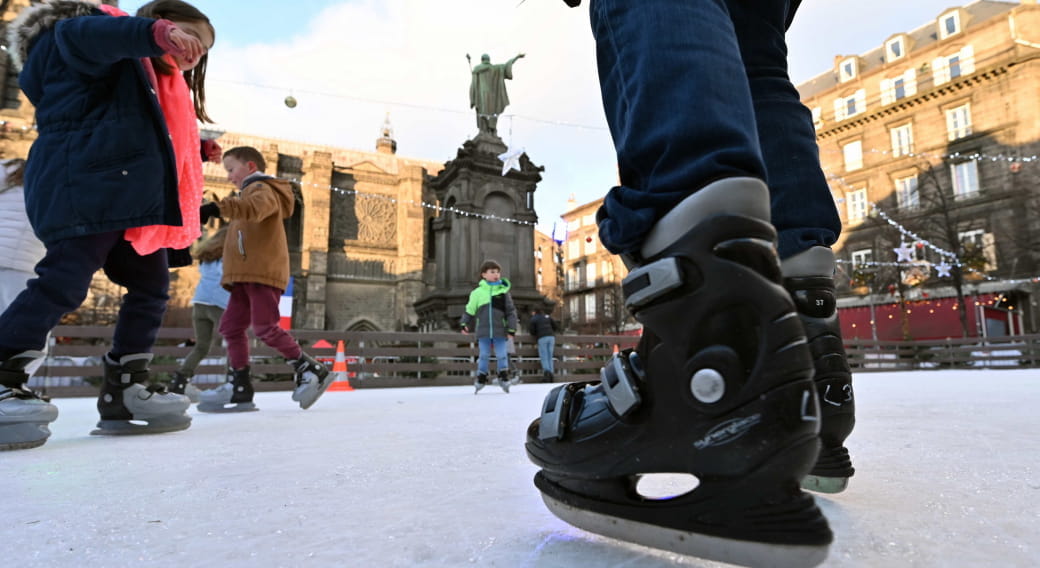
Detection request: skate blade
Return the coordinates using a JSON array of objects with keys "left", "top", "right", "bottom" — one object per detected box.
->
[
  {"left": 90, "top": 415, "right": 191, "bottom": 436},
  {"left": 196, "top": 402, "right": 258, "bottom": 413},
  {"left": 801, "top": 474, "right": 849, "bottom": 494},
  {"left": 298, "top": 377, "right": 335, "bottom": 410},
  {"left": 541, "top": 493, "right": 829, "bottom": 568}
]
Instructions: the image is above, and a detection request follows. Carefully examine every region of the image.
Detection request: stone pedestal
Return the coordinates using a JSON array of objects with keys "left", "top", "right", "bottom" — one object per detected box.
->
[{"left": 415, "top": 133, "right": 552, "bottom": 330}]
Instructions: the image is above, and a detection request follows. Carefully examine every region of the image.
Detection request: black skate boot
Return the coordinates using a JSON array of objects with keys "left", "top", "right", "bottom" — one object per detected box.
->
[
  {"left": 197, "top": 367, "right": 257, "bottom": 413},
  {"left": 1, "top": 351, "right": 59, "bottom": 451},
  {"left": 525, "top": 178, "right": 831, "bottom": 567},
  {"left": 783, "top": 246, "right": 855, "bottom": 494},
  {"left": 92, "top": 353, "right": 191, "bottom": 436},
  {"left": 290, "top": 352, "right": 332, "bottom": 410},
  {"left": 496, "top": 369, "right": 511, "bottom": 393},
  {"left": 474, "top": 372, "right": 488, "bottom": 394},
  {"left": 167, "top": 370, "right": 201, "bottom": 404},
  {"left": 543, "top": 370, "right": 553, "bottom": 383}
]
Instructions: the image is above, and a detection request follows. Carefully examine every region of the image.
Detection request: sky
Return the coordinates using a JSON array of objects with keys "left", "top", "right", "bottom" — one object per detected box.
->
[{"left": 118, "top": 0, "right": 995, "bottom": 234}]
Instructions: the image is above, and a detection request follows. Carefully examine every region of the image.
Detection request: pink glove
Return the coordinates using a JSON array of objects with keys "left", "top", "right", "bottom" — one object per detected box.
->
[{"left": 202, "top": 139, "right": 223, "bottom": 163}]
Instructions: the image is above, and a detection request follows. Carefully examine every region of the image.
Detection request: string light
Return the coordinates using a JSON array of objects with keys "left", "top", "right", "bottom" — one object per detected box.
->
[{"left": 819, "top": 146, "right": 1040, "bottom": 164}]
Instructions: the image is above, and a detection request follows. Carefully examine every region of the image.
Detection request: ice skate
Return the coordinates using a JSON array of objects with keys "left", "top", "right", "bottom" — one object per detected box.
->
[
  {"left": 782, "top": 246, "right": 856, "bottom": 494},
  {"left": 92, "top": 353, "right": 191, "bottom": 436},
  {"left": 525, "top": 178, "right": 831, "bottom": 568},
  {"left": 474, "top": 373, "right": 488, "bottom": 394},
  {"left": 290, "top": 352, "right": 331, "bottom": 410},
  {"left": 509, "top": 368, "right": 522, "bottom": 386},
  {"left": 167, "top": 370, "right": 201, "bottom": 404},
  {"left": 197, "top": 367, "right": 257, "bottom": 413},
  {"left": 0, "top": 351, "right": 59, "bottom": 451},
  {"left": 496, "top": 369, "right": 511, "bottom": 393}
]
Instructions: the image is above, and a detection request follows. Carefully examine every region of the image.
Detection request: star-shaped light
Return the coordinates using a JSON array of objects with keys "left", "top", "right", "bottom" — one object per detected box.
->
[
  {"left": 894, "top": 242, "right": 915, "bottom": 262},
  {"left": 935, "top": 261, "right": 952, "bottom": 278},
  {"left": 497, "top": 146, "right": 524, "bottom": 176}
]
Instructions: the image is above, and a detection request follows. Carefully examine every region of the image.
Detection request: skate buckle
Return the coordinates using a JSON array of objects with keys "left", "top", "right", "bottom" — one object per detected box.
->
[
  {"left": 601, "top": 354, "right": 640, "bottom": 417},
  {"left": 539, "top": 383, "right": 581, "bottom": 441},
  {"left": 623, "top": 257, "right": 683, "bottom": 310}
]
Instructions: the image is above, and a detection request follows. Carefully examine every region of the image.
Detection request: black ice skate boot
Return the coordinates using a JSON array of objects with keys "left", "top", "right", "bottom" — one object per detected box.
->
[
  {"left": 525, "top": 178, "right": 831, "bottom": 568},
  {"left": 782, "top": 246, "right": 855, "bottom": 494},
  {"left": 474, "top": 372, "right": 488, "bottom": 394},
  {"left": 496, "top": 369, "right": 511, "bottom": 393},
  {"left": 167, "top": 370, "right": 201, "bottom": 404},
  {"left": 92, "top": 353, "right": 191, "bottom": 436},
  {"left": 0, "top": 351, "right": 59, "bottom": 451},
  {"left": 197, "top": 367, "right": 257, "bottom": 413}
]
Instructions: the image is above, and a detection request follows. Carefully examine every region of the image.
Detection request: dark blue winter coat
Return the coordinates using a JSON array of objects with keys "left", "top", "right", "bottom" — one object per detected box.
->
[{"left": 12, "top": 4, "right": 179, "bottom": 244}]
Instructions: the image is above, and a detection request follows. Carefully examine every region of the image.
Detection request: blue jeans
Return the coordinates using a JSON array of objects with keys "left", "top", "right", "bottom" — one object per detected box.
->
[
  {"left": 477, "top": 337, "right": 509, "bottom": 375},
  {"left": 0, "top": 231, "right": 169, "bottom": 360},
  {"left": 537, "top": 336, "right": 555, "bottom": 374},
  {"left": 590, "top": 0, "right": 840, "bottom": 260}
]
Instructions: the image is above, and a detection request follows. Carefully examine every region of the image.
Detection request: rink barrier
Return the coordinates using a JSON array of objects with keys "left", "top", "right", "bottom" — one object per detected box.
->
[{"left": 28, "top": 326, "right": 1040, "bottom": 397}]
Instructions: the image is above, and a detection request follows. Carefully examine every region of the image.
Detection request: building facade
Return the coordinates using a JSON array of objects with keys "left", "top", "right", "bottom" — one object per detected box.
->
[{"left": 799, "top": 0, "right": 1040, "bottom": 340}]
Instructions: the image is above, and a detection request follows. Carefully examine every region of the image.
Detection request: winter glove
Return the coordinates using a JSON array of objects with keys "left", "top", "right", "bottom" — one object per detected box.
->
[
  {"left": 201, "top": 139, "right": 223, "bottom": 163},
  {"left": 166, "top": 246, "right": 193, "bottom": 268},
  {"left": 199, "top": 202, "right": 221, "bottom": 224}
]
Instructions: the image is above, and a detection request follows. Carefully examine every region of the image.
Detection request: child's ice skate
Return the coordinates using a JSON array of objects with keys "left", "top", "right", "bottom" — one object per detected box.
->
[
  {"left": 0, "top": 351, "right": 59, "bottom": 451},
  {"left": 197, "top": 367, "right": 257, "bottom": 413},
  {"left": 92, "top": 353, "right": 191, "bottom": 436},
  {"left": 290, "top": 352, "right": 331, "bottom": 409},
  {"left": 782, "top": 246, "right": 855, "bottom": 494},
  {"left": 474, "top": 372, "right": 488, "bottom": 394},
  {"left": 496, "top": 369, "right": 511, "bottom": 393},
  {"left": 167, "top": 370, "right": 201, "bottom": 403},
  {"left": 525, "top": 178, "right": 832, "bottom": 568}
]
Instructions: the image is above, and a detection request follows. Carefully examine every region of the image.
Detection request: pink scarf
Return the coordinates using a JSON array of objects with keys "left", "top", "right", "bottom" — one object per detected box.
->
[{"left": 101, "top": 2, "right": 202, "bottom": 255}]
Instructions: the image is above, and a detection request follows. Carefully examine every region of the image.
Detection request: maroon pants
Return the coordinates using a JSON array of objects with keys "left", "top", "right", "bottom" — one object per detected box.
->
[{"left": 220, "top": 282, "right": 301, "bottom": 369}]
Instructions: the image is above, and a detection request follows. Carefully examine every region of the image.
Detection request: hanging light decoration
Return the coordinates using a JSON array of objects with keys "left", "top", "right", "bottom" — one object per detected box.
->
[{"left": 284, "top": 95, "right": 298, "bottom": 108}]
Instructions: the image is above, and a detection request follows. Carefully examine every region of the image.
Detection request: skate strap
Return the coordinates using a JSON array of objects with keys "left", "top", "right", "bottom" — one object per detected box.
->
[
  {"left": 539, "top": 382, "right": 588, "bottom": 441},
  {"left": 600, "top": 353, "right": 641, "bottom": 418},
  {"left": 538, "top": 355, "right": 642, "bottom": 441},
  {"left": 0, "top": 385, "right": 50, "bottom": 402},
  {"left": 623, "top": 258, "right": 683, "bottom": 311}
]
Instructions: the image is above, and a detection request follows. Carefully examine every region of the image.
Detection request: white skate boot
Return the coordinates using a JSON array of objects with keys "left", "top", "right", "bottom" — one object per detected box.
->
[{"left": 0, "top": 351, "right": 59, "bottom": 451}]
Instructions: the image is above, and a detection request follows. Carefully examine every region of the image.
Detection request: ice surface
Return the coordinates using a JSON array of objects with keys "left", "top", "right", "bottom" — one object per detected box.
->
[{"left": 4, "top": 370, "right": 1039, "bottom": 567}]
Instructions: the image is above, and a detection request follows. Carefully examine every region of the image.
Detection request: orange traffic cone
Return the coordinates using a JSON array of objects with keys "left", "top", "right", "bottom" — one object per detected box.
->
[
  {"left": 327, "top": 340, "right": 355, "bottom": 392},
  {"left": 612, "top": 344, "right": 620, "bottom": 356}
]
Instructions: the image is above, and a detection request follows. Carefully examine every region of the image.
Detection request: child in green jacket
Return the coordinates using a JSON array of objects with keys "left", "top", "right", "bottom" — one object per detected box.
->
[{"left": 460, "top": 260, "right": 518, "bottom": 393}]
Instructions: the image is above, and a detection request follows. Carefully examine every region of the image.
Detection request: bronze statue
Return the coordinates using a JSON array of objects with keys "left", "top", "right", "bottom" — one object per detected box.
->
[{"left": 468, "top": 53, "right": 525, "bottom": 136}]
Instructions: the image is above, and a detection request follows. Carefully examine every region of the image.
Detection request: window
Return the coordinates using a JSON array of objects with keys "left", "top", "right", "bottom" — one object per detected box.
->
[
  {"left": 585, "top": 263, "right": 596, "bottom": 286},
  {"left": 839, "top": 57, "right": 858, "bottom": 82},
  {"left": 846, "top": 188, "right": 868, "bottom": 222},
  {"left": 890, "top": 124, "right": 913, "bottom": 157},
  {"left": 584, "top": 293, "right": 597, "bottom": 320},
  {"left": 581, "top": 213, "right": 596, "bottom": 227},
  {"left": 946, "top": 104, "right": 972, "bottom": 140},
  {"left": 933, "top": 46, "right": 975, "bottom": 85},
  {"left": 895, "top": 175, "right": 919, "bottom": 210},
  {"left": 834, "top": 89, "right": 867, "bottom": 120},
  {"left": 811, "top": 106, "right": 822, "bottom": 127},
  {"left": 880, "top": 69, "right": 917, "bottom": 106},
  {"left": 959, "top": 229, "right": 998, "bottom": 271},
  {"left": 567, "top": 219, "right": 580, "bottom": 233},
  {"left": 583, "top": 235, "right": 596, "bottom": 255},
  {"left": 569, "top": 296, "right": 580, "bottom": 321},
  {"left": 939, "top": 12, "right": 961, "bottom": 39},
  {"left": 600, "top": 260, "right": 611, "bottom": 282},
  {"left": 567, "top": 239, "right": 580, "bottom": 260},
  {"left": 843, "top": 140, "right": 863, "bottom": 171},
  {"left": 950, "top": 160, "right": 980, "bottom": 200},
  {"left": 567, "top": 267, "right": 579, "bottom": 289},
  {"left": 851, "top": 249, "right": 874, "bottom": 268},
  {"left": 886, "top": 37, "right": 905, "bottom": 61}
]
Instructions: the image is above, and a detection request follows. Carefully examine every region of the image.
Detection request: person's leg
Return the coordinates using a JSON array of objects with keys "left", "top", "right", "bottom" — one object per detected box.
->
[
  {"left": 592, "top": 0, "right": 766, "bottom": 256},
  {"left": 728, "top": 0, "right": 855, "bottom": 493},
  {"left": 493, "top": 337, "right": 510, "bottom": 392},
  {"left": 243, "top": 283, "right": 302, "bottom": 360},
  {"left": 545, "top": 336, "right": 555, "bottom": 374},
  {"left": 219, "top": 286, "right": 252, "bottom": 370},
  {"left": 476, "top": 338, "right": 491, "bottom": 376},
  {"left": 102, "top": 239, "right": 169, "bottom": 359},
  {"left": 538, "top": 336, "right": 554, "bottom": 373},
  {"left": 179, "top": 304, "right": 219, "bottom": 375}
]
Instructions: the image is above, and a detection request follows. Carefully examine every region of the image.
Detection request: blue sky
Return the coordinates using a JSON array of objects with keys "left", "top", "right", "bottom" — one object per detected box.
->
[{"left": 119, "top": 0, "right": 990, "bottom": 232}]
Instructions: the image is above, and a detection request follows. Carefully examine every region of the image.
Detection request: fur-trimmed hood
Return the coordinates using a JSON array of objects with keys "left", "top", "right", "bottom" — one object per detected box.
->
[{"left": 7, "top": 1, "right": 102, "bottom": 71}]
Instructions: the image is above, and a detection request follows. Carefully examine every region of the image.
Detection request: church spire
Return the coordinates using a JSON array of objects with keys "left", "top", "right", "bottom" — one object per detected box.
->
[{"left": 376, "top": 112, "right": 397, "bottom": 155}]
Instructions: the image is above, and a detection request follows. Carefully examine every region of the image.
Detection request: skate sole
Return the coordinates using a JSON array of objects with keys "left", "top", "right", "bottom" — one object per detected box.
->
[
  {"left": 90, "top": 416, "right": 191, "bottom": 436},
  {"left": 196, "top": 402, "right": 259, "bottom": 413},
  {"left": 298, "top": 376, "right": 335, "bottom": 410},
  {"left": 0, "top": 437, "right": 49, "bottom": 451},
  {"left": 541, "top": 492, "right": 828, "bottom": 568}
]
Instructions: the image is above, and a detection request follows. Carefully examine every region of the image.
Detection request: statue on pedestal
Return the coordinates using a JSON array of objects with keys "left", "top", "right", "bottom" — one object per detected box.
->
[{"left": 468, "top": 52, "right": 525, "bottom": 137}]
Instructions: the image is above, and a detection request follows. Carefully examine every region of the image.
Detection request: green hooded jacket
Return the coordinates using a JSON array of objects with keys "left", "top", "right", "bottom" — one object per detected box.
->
[{"left": 461, "top": 278, "right": 518, "bottom": 339}]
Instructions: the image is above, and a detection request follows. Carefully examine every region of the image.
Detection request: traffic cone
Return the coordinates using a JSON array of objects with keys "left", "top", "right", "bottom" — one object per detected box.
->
[{"left": 327, "top": 340, "right": 355, "bottom": 392}]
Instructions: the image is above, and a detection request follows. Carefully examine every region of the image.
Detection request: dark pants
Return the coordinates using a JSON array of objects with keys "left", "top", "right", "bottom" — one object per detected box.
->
[
  {"left": 0, "top": 231, "right": 170, "bottom": 360},
  {"left": 220, "top": 282, "right": 302, "bottom": 369}
]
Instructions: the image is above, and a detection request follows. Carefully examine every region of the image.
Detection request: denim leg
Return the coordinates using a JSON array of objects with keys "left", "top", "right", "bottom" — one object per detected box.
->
[
  {"left": 0, "top": 233, "right": 120, "bottom": 358},
  {"left": 476, "top": 338, "right": 491, "bottom": 375},
  {"left": 103, "top": 238, "right": 169, "bottom": 358},
  {"left": 726, "top": 0, "right": 841, "bottom": 259},
  {"left": 538, "top": 336, "right": 555, "bottom": 373},
  {"left": 590, "top": 0, "right": 766, "bottom": 255},
  {"left": 492, "top": 337, "right": 509, "bottom": 374}
]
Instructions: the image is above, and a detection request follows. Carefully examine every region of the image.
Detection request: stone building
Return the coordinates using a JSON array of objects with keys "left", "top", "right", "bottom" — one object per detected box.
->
[{"left": 799, "top": 0, "right": 1040, "bottom": 339}]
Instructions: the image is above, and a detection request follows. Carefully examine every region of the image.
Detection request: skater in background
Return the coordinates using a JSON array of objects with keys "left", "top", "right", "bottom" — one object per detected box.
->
[
  {"left": 167, "top": 225, "right": 230, "bottom": 403},
  {"left": 196, "top": 146, "right": 331, "bottom": 412},
  {"left": 527, "top": 308, "right": 558, "bottom": 383},
  {"left": 0, "top": 158, "right": 57, "bottom": 451},
  {"left": 0, "top": 0, "right": 215, "bottom": 443},
  {"left": 526, "top": 1, "right": 854, "bottom": 565},
  {"left": 460, "top": 260, "right": 518, "bottom": 393}
]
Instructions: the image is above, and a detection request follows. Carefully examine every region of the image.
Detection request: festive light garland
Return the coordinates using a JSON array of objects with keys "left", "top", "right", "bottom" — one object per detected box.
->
[{"left": 819, "top": 146, "right": 1040, "bottom": 164}]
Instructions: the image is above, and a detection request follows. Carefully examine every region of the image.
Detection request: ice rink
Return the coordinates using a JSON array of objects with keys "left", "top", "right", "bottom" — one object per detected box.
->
[{"left": 4, "top": 369, "right": 1039, "bottom": 567}]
